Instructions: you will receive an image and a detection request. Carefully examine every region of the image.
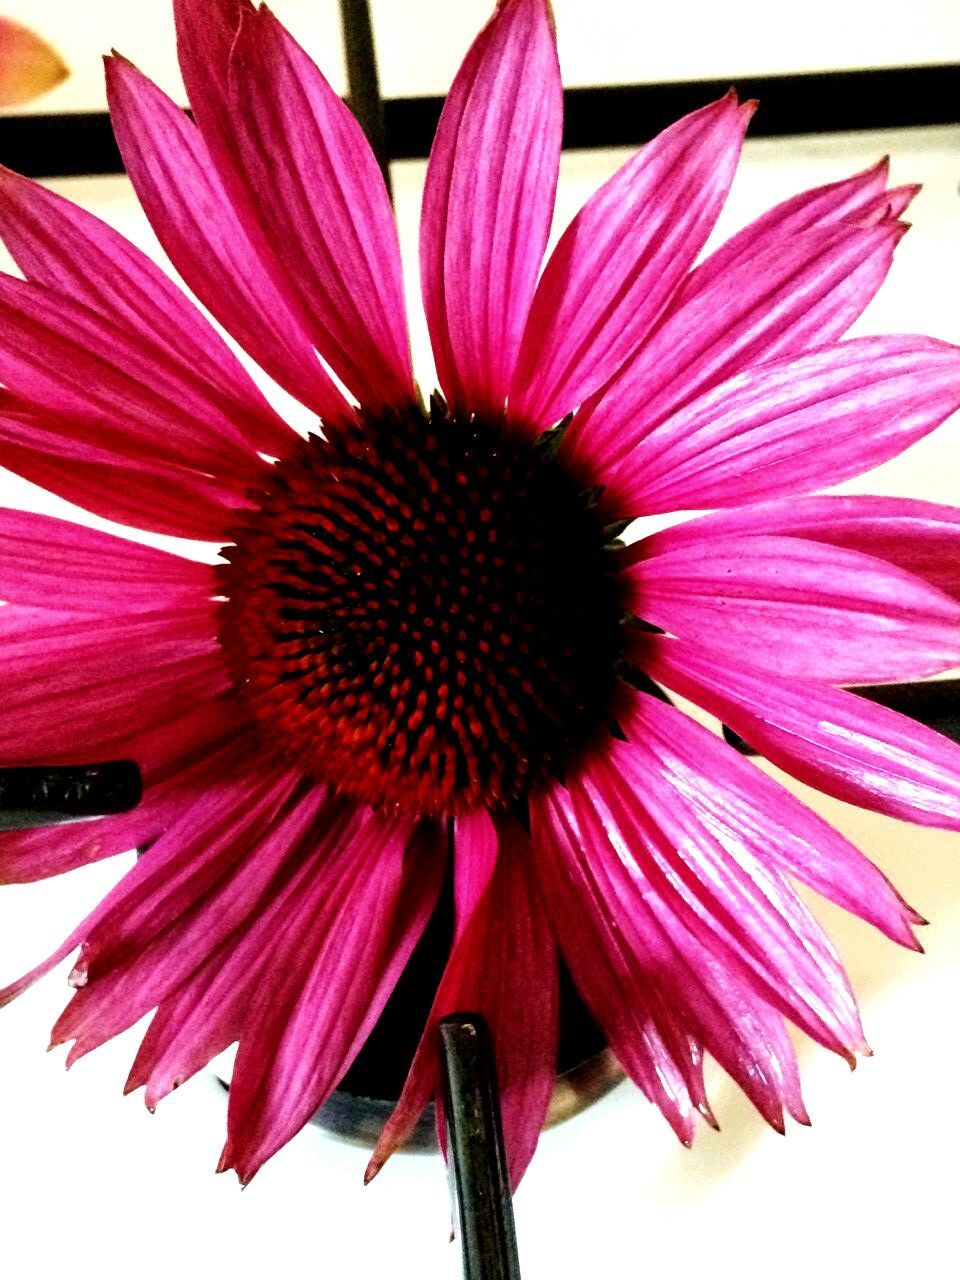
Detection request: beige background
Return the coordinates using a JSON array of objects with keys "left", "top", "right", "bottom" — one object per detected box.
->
[{"left": 0, "top": 4, "right": 959, "bottom": 1279}]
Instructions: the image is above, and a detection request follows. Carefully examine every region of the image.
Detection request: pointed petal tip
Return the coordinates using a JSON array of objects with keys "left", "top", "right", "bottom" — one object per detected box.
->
[
  {"left": 363, "top": 1156, "right": 383, "bottom": 1186},
  {"left": 698, "top": 1101, "right": 721, "bottom": 1132}
]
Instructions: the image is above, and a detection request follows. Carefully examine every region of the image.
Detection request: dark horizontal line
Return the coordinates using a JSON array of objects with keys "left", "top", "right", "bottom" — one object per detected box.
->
[{"left": 2, "top": 63, "right": 957, "bottom": 180}]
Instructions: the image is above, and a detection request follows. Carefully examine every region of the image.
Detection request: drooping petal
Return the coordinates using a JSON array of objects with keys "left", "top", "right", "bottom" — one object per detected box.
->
[
  {"left": 624, "top": 533, "right": 960, "bottom": 683},
  {"left": 567, "top": 223, "right": 905, "bottom": 485},
  {"left": 640, "top": 495, "right": 960, "bottom": 601},
  {"left": 370, "top": 810, "right": 558, "bottom": 1190},
  {"left": 0, "top": 165, "right": 292, "bottom": 460},
  {"left": 577, "top": 725, "right": 868, "bottom": 1057},
  {"left": 226, "top": 7, "right": 413, "bottom": 411},
  {"left": 0, "top": 397, "right": 254, "bottom": 541},
  {"left": 0, "top": 275, "right": 272, "bottom": 487},
  {"left": 420, "top": 0, "right": 561, "bottom": 417},
  {"left": 220, "top": 814, "right": 445, "bottom": 1184},
  {"left": 105, "top": 56, "right": 351, "bottom": 424},
  {"left": 508, "top": 93, "right": 752, "bottom": 428},
  {"left": 0, "top": 507, "right": 213, "bottom": 613},
  {"left": 619, "top": 685, "right": 920, "bottom": 943},
  {"left": 638, "top": 633, "right": 960, "bottom": 832},
  {"left": 531, "top": 780, "right": 809, "bottom": 1133},
  {"left": 0, "top": 18, "right": 67, "bottom": 106},
  {"left": 597, "top": 336, "right": 960, "bottom": 514}
]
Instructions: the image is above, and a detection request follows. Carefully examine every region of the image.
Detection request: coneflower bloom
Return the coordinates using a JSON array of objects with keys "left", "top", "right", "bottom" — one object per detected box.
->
[{"left": 2, "top": 0, "right": 960, "bottom": 1189}]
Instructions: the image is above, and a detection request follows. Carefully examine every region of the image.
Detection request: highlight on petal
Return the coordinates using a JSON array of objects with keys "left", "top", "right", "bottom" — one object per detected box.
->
[
  {"left": 624, "top": 532, "right": 960, "bottom": 684},
  {"left": 566, "top": 225, "right": 905, "bottom": 483},
  {"left": 220, "top": 815, "right": 445, "bottom": 1184},
  {"left": 0, "top": 163, "right": 292, "bottom": 460},
  {"left": 640, "top": 494, "right": 960, "bottom": 602},
  {"left": 598, "top": 335, "right": 960, "bottom": 515},
  {"left": 105, "top": 54, "right": 352, "bottom": 424},
  {"left": 0, "top": 507, "right": 213, "bottom": 614},
  {"left": 0, "top": 274, "right": 271, "bottom": 488},
  {"left": 421, "top": 0, "right": 562, "bottom": 418},
  {"left": 0, "top": 18, "right": 67, "bottom": 107},
  {"left": 638, "top": 633, "right": 960, "bottom": 832},
  {"left": 369, "top": 810, "right": 558, "bottom": 1190},
  {"left": 509, "top": 92, "right": 753, "bottom": 428},
  {"left": 531, "top": 764, "right": 814, "bottom": 1135},
  {"left": 226, "top": 5, "right": 414, "bottom": 411}
]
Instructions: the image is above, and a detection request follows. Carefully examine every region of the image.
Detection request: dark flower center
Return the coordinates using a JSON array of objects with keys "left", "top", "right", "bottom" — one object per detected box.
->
[{"left": 219, "top": 398, "right": 625, "bottom": 816}]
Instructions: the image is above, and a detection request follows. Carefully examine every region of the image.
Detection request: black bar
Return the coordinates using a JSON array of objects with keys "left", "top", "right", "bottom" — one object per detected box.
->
[
  {"left": 439, "top": 1014, "right": 522, "bottom": 1280},
  {"left": 3, "top": 64, "right": 957, "bottom": 180},
  {"left": 0, "top": 761, "right": 142, "bottom": 831},
  {"left": 339, "top": 0, "right": 392, "bottom": 198},
  {"left": 724, "top": 678, "right": 960, "bottom": 756}
]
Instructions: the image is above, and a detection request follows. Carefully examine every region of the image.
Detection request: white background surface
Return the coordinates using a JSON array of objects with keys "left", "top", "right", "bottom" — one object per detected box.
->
[{"left": 0, "top": 4, "right": 959, "bottom": 1279}]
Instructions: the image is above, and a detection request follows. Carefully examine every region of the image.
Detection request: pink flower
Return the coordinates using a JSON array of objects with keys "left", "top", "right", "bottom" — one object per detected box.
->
[{"left": 2, "top": 0, "right": 960, "bottom": 1188}]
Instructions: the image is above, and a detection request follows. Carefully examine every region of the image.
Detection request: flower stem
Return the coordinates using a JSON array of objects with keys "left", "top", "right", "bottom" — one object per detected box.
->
[{"left": 338, "top": 0, "right": 392, "bottom": 202}]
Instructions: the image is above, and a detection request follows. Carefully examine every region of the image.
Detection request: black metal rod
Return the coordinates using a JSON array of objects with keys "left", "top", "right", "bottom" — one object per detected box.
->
[
  {"left": 439, "top": 1014, "right": 522, "bottom": 1280},
  {"left": 724, "top": 678, "right": 960, "bottom": 756},
  {"left": 338, "top": 0, "right": 392, "bottom": 200},
  {"left": 0, "top": 761, "right": 142, "bottom": 831},
  {"left": 4, "top": 64, "right": 958, "bottom": 180}
]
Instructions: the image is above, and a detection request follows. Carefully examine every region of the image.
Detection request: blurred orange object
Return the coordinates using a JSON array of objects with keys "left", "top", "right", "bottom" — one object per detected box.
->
[{"left": 0, "top": 16, "right": 67, "bottom": 107}]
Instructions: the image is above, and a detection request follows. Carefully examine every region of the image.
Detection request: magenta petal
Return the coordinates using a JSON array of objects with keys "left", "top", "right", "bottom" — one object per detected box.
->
[
  {"left": 567, "top": 226, "right": 905, "bottom": 483},
  {"left": 574, "top": 725, "right": 867, "bottom": 1058},
  {"left": 509, "top": 93, "right": 752, "bottom": 428},
  {"left": 220, "top": 815, "right": 444, "bottom": 1184},
  {"left": 641, "top": 494, "right": 960, "bottom": 601},
  {"left": 0, "top": 164, "right": 292, "bottom": 459},
  {"left": 420, "top": 0, "right": 561, "bottom": 418},
  {"left": 0, "top": 395, "right": 255, "bottom": 541},
  {"left": 226, "top": 7, "right": 413, "bottom": 411},
  {"left": 0, "top": 507, "right": 212, "bottom": 613},
  {"left": 678, "top": 157, "right": 894, "bottom": 296},
  {"left": 601, "top": 335, "right": 960, "bottom": 514},
  {"left": 0, "top": 603, "right": 228, "bottom": 765},
  {"left": 370, "top": 811, "right": 558, "bottom": 1190},
  {"left": 0, "top": 274, "right": 271, "bottom": 488},
  {"left": 531, "top": 782, "right": 809, "bottom": 1133},
  {"left": 625, "top": 533, "right": 960, "bottom": 683},
  {"left": 640, "top": 634, "right": 960, "bottom": 833},
  {"left": 105, "top": 55, "right": 351, "bottom": 424},
  {"left": 620, "top": 676, "right": 920, "bottom": 945}
]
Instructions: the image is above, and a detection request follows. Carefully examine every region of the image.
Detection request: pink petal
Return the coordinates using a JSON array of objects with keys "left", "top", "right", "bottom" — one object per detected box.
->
[
  {"left": 369, "top": 811, "right": 557, "bottom": 1190},
  {"left": 599, "top": 335, "right": 960, "bottom": 514},
  {"left": 0, "top": 164, "right": 291, "bottom": 460},
  {"left": 0, "top": 18, "right": 67, "bottom": 107},
  {"left": 566, "top": 225, "right": 904, "bottom": 483},
  {"left": 226, "top": 7, "right": 413, "bottom": 411},
  {"left": 641, "top": 494, "right": 960, "bottom": 601},
  {"left": 508, "top": 93, "right": 752, "bottom": 428},
  {"left": 0, "top": 275, "right": 272, "bottom": 488},
  {"left": 620, "top": 676, "right": 921, "bottom": 944},
  {"left": 0, "top": 396, "right": 255, "bottom": 541},
  {"left": 220, "top": 814, "right": 445, "bottom": 1184},
  {"left": 678, "top": 157, "right": 897, "bottom": 296},
  {"left": 0, "top": 603, "right": 228, "bottom": 765},
  {"left": 576, "top": 723, "right": 867, "bottom": 1058},
  {"left": 0, "top": 507, "right": 212, "bottom": 613},
  {"left": 49, "top": 768, "right": 319, "bottom": 1060},
  {"left": 639, "top": 633, "right": 960, "bottom": 833},
  {"left": 532, "top": 781, "right": 809, "bottom": 1133},
  {"left": 420, "top": 0, "right": 561, "bottom": 418},
  {"left": 105, "top": 56, "right": 351, "bottom": 424},
  {"left": 624, "top": 533, "right": 960, "bottom": 683}
]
